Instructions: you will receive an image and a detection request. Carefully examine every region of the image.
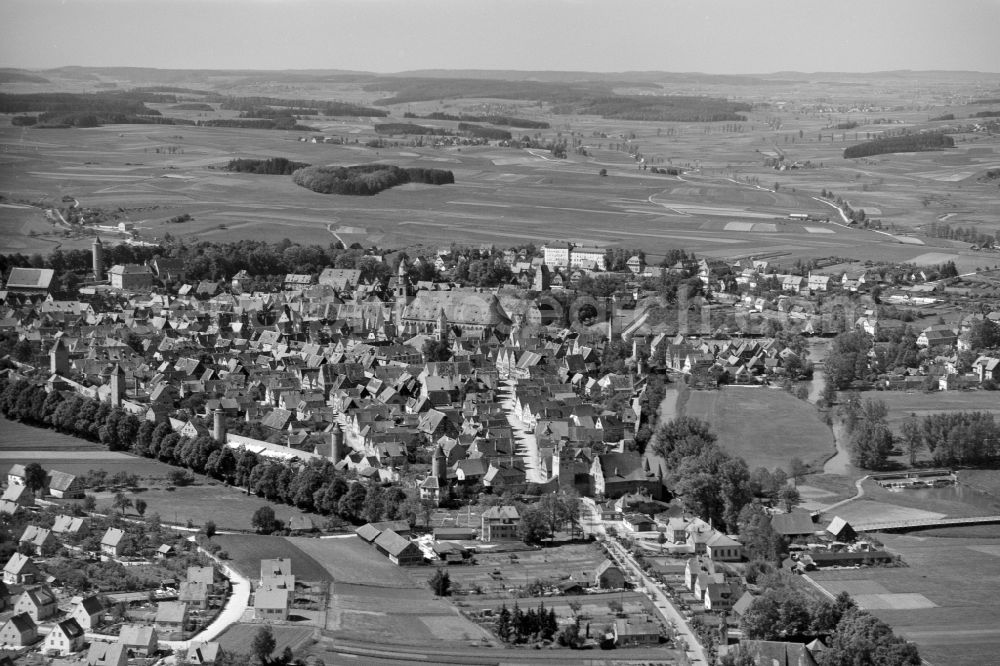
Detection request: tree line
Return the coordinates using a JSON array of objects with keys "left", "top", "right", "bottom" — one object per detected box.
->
[
  {"left": 0, "top": 376, "right": 420, "bottom": 530},
  {"left": 226, "top": 157, "right": 310, "bottom": 175},
  {"left": 843, "top": 132, "right": 954, "bottom": 159},
  {"left": 407, "top": 111, "right": 550, "bottom": 129},
  {"left": 457, "top": 123, "right": 512, "bottom": 141},
  {"left": 219, "top": 95, "right": 387, "bottom": 117},
  {"left": 292, "top": 164, "right": 454, "bottom": 196},
  {"left": 728, "top": 568, "right": 920, "bottom": 666}
]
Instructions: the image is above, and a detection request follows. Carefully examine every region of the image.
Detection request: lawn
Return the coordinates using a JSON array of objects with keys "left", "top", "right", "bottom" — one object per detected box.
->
[
  {"left": 810, "top": 532, "right": 1000, "bottom": 665},
  {"left": 211, "top": 534, "right": 333, "bottom": 582},
  {"left": 215, "top": 624, "right": 316, "bottom": 660},
  {"left": 682, "top": 387, "right": 835, "bottom": 471}
]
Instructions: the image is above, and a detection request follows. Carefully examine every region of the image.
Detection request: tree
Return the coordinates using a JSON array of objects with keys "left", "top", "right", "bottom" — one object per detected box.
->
[
  {"left": 495, "top": 604, "right": 512, "bottom": 642},
  {"left": 821, "top": 608, "right": 921, "bottom": 666},
  {"left": 252, "top": 506, "right": 278, "bottom": 534},
  {"left": 422, "top": 338, "right": 451, "bottom": 362},
  {"left": 113, "top": 491, "right": 133, "bottom": 515},
  {"left": 557, "top": 619, "right": 582, "bottom": 647},
  {"left": 204, "top": 520, "right": 216, "bottom": 539},
  {"left": 23, "top": 462, "right": 47, "bottom": 493},
  {"left": 599, "top": 168, "right": 608, "bottom": 177},
  {"left": 429, "top": 568, "right": 451, "bottom": 596},
  {"left": 788, "top": 457, "right": 808, "bottom": 484},
  {"left": 250, "top": 625, "right": 276, "bottom": 665},
  {"left": 899, "top": 415, "right": 922, "bottom": 467},
  {"left": 778, "top": 486, "right": 802, "bottom": 513},
  {"left": 82, "top": 494, "right": 97, "bottom": 511},
  {"left": 134, "top": 499, "right": 147, "bottom": 517},
  {"left": 337, "top": 483, "right": 367, "bottom": 521},
  {"left": 519, "top": 504, "right": 552, "bottom": 543}
]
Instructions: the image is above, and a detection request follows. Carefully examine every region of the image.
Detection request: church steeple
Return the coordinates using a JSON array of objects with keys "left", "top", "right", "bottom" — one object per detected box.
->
[{"left": 436, "top": 307, "right": 449, "bottom": 342}]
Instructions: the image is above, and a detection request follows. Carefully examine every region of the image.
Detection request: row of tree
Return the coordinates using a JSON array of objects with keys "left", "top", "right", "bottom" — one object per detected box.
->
[
  {"left": 493, "top": 601, "right": 559, "bottom": 644},
  {"left": 0, "top": 377, "right": 423, "bottom": 530}
]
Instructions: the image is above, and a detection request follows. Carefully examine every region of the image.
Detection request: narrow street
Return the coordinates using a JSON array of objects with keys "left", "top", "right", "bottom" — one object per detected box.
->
[{"left": 498, "top": 378, "right": 546, "bottom": 484}]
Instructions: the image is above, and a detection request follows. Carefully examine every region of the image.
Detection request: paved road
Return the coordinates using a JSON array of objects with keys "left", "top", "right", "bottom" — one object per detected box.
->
[
  {"left": 579, "top": 499, "right": 707, "bottom": 664},
  {"left": 498, "top": 379, "right": 546, "bottom": 484}
]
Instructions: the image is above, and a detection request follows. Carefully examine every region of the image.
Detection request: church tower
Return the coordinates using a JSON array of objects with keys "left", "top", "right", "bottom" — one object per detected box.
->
[
  {"left": 50, "top": 338, "right": 69, "bottom": 376},
  {"left": 395, "top": 259, "right": 409, "bottom": 337},
  {"left": 436, "top": 308, "right": 449, "bottom": 342},
  {"left": 92, "top": 237, "right": 104, "bottom": 282},
  {"left": 432, "top": 444, "right": 448, "bottom": 480},
  {"left": 329, "top": 423, "right": 344, "bottom": 463},
  {"left": 110, "top": 363, "right": 125, "bottom": 408}
]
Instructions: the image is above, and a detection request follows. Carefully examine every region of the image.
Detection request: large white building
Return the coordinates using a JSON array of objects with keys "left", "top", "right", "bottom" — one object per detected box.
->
[
  {"left": 542, "top": 242, "right": 572, "bottom": 268},
  {"left": 542, "top": 242, "right": 606, "bottom": 271}
]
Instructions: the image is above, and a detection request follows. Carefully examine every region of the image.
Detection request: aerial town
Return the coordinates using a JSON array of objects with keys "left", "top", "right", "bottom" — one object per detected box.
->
[{"left": 1, "top": 5, "right": 1000, "bottom": 665}]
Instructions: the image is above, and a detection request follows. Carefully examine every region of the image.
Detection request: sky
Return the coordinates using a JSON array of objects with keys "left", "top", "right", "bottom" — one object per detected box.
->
[{"left": 1, "top": 0, "right": 999, "bottom": 74}]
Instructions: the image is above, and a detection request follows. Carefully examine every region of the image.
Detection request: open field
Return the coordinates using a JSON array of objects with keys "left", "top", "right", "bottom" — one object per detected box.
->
[
  {"left": 874, "top": 391, "right": 1000, "bottom": 432},
  {"left": 414, "top": 542, "right": 609, "bottom": 597},
  {"left": 682, "top": 387, "right": 835, "bottom": 471},
  {"left": 212, "top": 534, "right": 333, "bottom": 582},
  {"left": 216, "top": 624, "right": 316, "bottom": 659},
  {"left": 5, "top": 87, "right": 1000, "bottom": 270},
  {"left": 810, "top": 532, "right": 1000, "bottom": 665}
]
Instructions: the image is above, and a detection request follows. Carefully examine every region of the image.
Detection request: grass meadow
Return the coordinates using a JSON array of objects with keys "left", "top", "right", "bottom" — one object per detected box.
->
[{"left": 682, "top": 387, "right": 835, "bottom": 471}]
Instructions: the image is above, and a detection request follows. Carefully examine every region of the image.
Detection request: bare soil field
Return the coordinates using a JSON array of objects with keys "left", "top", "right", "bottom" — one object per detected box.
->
[
  {"left": 810, "top": 532, "right": 1000, "bottom": 665},
  {"left": 682, "top": 387, "right": 835, "bottom": 471},
  {"left": 211, "top": 534, "right": 333, "bottom": 582}
]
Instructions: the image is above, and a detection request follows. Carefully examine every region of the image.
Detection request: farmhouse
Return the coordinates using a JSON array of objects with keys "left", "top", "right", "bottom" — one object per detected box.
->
[
  {"left": 18, "top": 525, "right": 54, "bottom": 556},
  {"left": 47, "top": 470, "right": 84, "bottom": 498},
  {"left": 917, "top": 325, "right": 958, "bottom": 348},
  {"left": 373, "top": 529, "right": 424, "bottom": 566},
  {"left": 771, "top": 510, "right": 817, "bottom": 538}
]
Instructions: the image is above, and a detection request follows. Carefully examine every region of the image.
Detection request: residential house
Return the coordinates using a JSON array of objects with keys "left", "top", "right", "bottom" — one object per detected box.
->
[
  {"left": 178, "top": 582, "right": 210, "bottom": 610},
  {"left": 18, "top": 526, "right": 54, "bottom": 556},
  {"left": 480, "top": 505, "right": 521, "bottom": 541},
  {"left": 186, "top": 641, "right": 223, "bottom": 665},
  {"left": 187, "top": 566, "right": 217, "bottom": 593},
  {"left": 41, "top": 618, "right": 85, "bottom": 656},
  {"left": 704, "top": 582, "right": 736, "bottom": 612},
  {"left": 613, "top": 616, "right": 660, "bottom": 647},
  {"left": 101, "top": 528, "right": 126, "bottom": 558},
  {"left": 13, "top": 585, "right": 57, "bottom": 621},
  {"left": 52, "top": 514, "right": 85, "bottom": 535},
  {"left": 594, "top": 560, "right": 627, "bottom": 589},
  {"left": 71, "top": 595, "right": 105, "bottom": 630},
  {"left": 706, "top": 533, "right": 743, "bottom": 562},
  {"left": 118, "top": 624, "right": 158, "bottom": 656},
  {"left": 253, "top": 588, "right": 289, "bottom": 621},
  {"left": 86, "top": 641, "right": 128, "bottom": 666},
  {"left": 0, "top": 484, "right": 34, "bottom": 508},
  {"left": 974, "top": 356, "right": 1000, "bottom": 383},
  {"left": 259, "top": 558, "right": 292, "bottom": 586},
  {"left": 3, "top": 553, "right": 39, "bottom": 584},
  {"left": 0, "top": 612, "right": 38, "bottom": 647},
  {"left": 741, "top": 640, "right": 819, "bottom": 666},
  {"left": 154, "top": 601, "right": 189, "bottom": 633},
  {"left": 108, "top": 264, "right": 154, "bottom": 291}
]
